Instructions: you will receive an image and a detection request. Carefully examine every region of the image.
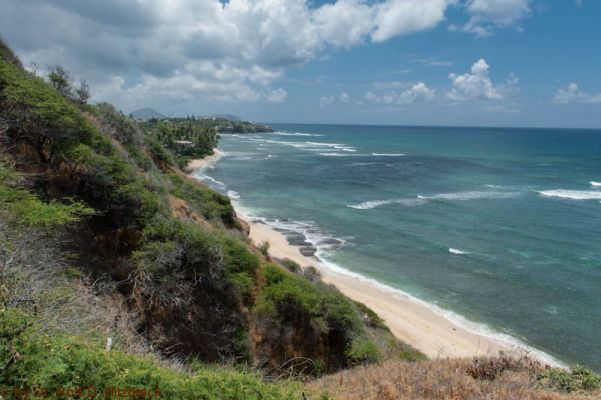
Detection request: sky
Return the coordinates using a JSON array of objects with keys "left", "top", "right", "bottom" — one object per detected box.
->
[{"left": 1, "top": 0, "right": 600, "bottom": 128}]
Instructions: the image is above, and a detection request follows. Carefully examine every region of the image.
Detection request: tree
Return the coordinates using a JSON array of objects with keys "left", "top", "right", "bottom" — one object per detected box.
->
[
  {"left": 48, "top": 66, "right": 72, "bottom": 99},
  {"left": 73, "top": 79, "right": 90, "bottom": 105},
  {"left": 47, "top": 65, "right": 90, "bottom": 105}
]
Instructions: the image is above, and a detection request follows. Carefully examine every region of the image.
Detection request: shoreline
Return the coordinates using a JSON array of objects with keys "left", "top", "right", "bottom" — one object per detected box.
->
[
  {"left": 188, "top": 152, "right": 560, "bottom": 365},
  {"left": 186, "top": 149, "right": 224, "bottom": 172}
]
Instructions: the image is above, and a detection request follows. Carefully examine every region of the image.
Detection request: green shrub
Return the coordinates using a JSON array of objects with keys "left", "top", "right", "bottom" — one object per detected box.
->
[
  {"left": 0, "top": 309, "right": 302, "bottom": 399},
  {"left": 346, "top": 338, "right": 381, "bottom": 365},
  {"left": 0, "top": 58, "right": 96, "bottom": 163},
  {"left": 167, "top": 173, "right": 238, "bottom": 227},
  {"left": 354, "top": 301, "right": 387, "bottom": 330},
  {"left": 0, "top": 163, "right": 94, "bottom": 228},
  {"left": 0, "top": 38, "right": 23, "bottom": 68},
  {"left": 255, "top": 264, "right": 363, "bottom": 337},
  {"left": 258, "top": 241, "right": 270, "bottom": 256},
  {"left": 94, "top": 102, "right": 141, "bottom": 146},
  {"left": 535, "top": 366, "right": 601, "bottom": 393},
  {"left": 281, "top": 258, "right": 301, "bottom": 274}
]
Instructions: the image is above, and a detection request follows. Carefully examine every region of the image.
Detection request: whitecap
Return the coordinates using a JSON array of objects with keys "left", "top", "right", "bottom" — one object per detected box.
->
[
  {"left": 372, "top": 153, "right": 405, "bottom": 157},
  {"left": 348, "top": 198, "right": 427, "bottom": 209},
  {"left": 590, "top": 181, "right": 601, "bottom": 187},
  {"left": 272, "top": 131, "right": 323, "bottom": 137},
  {"left": 349, "top": 191, "right": 519, "bottom": 210},
  {"left": 537, "top": 190, "right": 601, "bottom": 200},
  {"left": 417, "top": 191, "right": 520, "bottom": 201},
  {"left": 319, "top": 152, "right": 350, "bottom": 157},
  {"left": 449, "top": 248, "right": 469, "bottom": 255}
]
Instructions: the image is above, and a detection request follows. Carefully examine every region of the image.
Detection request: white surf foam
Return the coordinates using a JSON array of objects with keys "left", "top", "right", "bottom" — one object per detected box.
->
[
  {"left": 348, "top": 198, "right": 427, "bottom": 209},
  {"left": 319, "top": 152, "right": 350, "bottom": 157},
  {"left": 307, "top": 141, "right": 357, "bottom": 152},
  {"left": 537, "top": 190, "right": 601, "bottom": 200},
  {"left": 226, "top": 190, "right": 240, "bottom": 200},
  {"left": 349, "top": 191, "right": 519, "bottom": 210},
  {"left": 253, "top": 139, "right": 357, "bottom": 153},
  {"left": 272, "top": 131, "right": 323, "bottom": 137},
  {"left": 590, "top": 181, "right": 601, "bottom": 187},
  {"left": 417, "top": 191, "right": 521, "bottom": 201},
  {"left": 449, "top": 248, "right": 469, "bottom": 255},
  {"left": 372, "top": 153, "right": 405, "bottom": 157},
  {"left": 198, "top": 174, "right": 226, "bottom": 189}
]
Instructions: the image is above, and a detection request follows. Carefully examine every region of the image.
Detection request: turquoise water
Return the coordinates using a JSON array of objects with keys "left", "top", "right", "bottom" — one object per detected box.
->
[{"left": 195, "top": 124, "right": 601, "bottom": 370}]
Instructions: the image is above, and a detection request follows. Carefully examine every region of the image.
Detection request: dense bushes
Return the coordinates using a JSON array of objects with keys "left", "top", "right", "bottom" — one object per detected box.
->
[
  {"left": 167, "top": 173, "right": 239, "bottom": 227},
  {"left": 0, "top": 58, "right": 96, "bottom": 163},
  {"left": 535, "top": 366, "right": 601, "bottom": 393},
  {"left": 0, "top": 309, "right": 303, "bottom": 400},
  {"left": 252, "top": 264, "right": 378, "bottom": 374},
  {"left": 130, "top": 218, "right": 260, "bottom": 359},
  {"left": 0, "top": 162, "right": 93, "bottom": 228}
]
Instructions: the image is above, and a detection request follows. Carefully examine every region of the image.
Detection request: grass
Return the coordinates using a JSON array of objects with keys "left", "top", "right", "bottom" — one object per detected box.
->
[{"left": 308, "top": 357, "right": 599, "bottom": 400}]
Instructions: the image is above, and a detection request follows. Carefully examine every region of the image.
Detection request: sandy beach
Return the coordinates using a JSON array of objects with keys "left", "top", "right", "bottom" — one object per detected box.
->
[
  {"left": 188, "top": 153, "right": 553, "bottom": 363},
  {"left": 187, "top": 149, "right": 224, "bottom": 172}
]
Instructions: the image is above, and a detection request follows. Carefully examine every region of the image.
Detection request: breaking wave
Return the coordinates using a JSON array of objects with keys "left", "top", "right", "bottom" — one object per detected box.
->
[
  {"left": 537, "top": 190, "right": 601, "bottom": 200},
  {"left": 272, "top": 131, "right": 323, "bottom": 137},
  {"left": 449, "top": 248, "right": 469, "bottom": 255},
  {"left": 348, "top": 191, "right": 520, "bottom": 210}
]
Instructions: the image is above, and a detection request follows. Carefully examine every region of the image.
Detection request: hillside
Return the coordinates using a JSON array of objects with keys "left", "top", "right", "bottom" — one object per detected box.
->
[
  {"left": 0, "top": 38, "right": 417, "bottom": 397},
  {"left": 1, "top": 38, "right": 599, "bottom": 399},
  {"left": 130, "top": 107, "right": 165, "bottom": 120}
]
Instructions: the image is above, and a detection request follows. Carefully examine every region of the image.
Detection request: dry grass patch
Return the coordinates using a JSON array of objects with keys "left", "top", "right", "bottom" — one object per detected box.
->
[{"left": 307, "top": 356, "right": 598, "bottom": 400}]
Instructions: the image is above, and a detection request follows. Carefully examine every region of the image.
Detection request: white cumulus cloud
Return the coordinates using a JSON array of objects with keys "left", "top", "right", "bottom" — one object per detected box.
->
[
  {"left": 371, "top": 0, "right": 457, "bottom": 42},
  {"left": 448, "top": 58, "right": 516, "bottom": 101},
  {"left": 553, "top": 83, "right": 601, "bottom": 104},
  {"left": 455, "top": 0, "right": 530, "bottom": 37},
  {"left": 365, "top": 82, "right": 436, "bottom": 105}
]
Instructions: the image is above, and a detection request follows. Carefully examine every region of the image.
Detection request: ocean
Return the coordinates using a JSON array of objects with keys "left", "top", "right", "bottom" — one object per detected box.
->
[{"left": 193, "top": 124, "right": 601, "bottom": 370}]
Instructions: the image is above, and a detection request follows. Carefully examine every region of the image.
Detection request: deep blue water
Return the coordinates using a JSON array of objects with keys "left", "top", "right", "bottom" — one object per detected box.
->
[{"left": 195, "top": 124, "right": 601, "bottom": 370}]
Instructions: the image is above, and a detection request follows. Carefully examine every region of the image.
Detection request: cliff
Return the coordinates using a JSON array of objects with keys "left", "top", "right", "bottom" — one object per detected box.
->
[
  {"left": 0, "top": 38, "right": 416, "bottom": 397},
  {"left": 1, "top": 38, "right": 598, "bottom": 399}
]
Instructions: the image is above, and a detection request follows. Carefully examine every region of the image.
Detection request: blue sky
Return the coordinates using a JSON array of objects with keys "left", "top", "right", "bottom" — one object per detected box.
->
[{"left": 1, "top": 0, "right": 600, "bottom": 128}]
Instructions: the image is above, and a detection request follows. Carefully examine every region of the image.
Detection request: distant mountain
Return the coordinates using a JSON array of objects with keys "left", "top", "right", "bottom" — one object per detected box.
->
[
  {"left": 130, "top": 107, "right": 164, "bottom": 120},
  {"left": 206, "top": 113, "right": 241, "bottom": 121}
]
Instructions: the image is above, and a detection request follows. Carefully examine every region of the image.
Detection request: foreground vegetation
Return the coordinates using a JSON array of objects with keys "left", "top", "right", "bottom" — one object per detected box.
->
[
  {"left": 309, "top": 355, "right": 601, "bottom": 399},
  {"left": 1, "top": 38, "right": 599, "bottom": 399}
]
